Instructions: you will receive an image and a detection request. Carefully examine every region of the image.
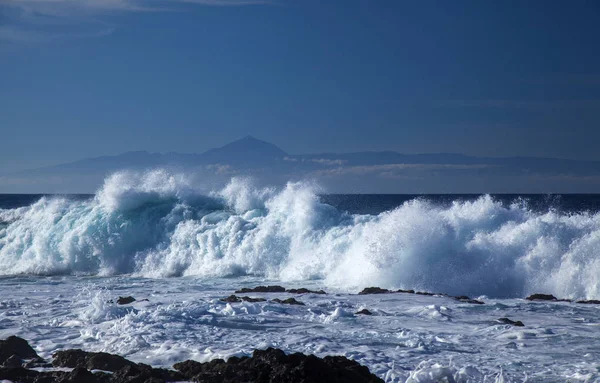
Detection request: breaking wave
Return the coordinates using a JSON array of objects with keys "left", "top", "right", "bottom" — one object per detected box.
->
[{"left": 1, "top": 169, "right": 600, "bottom": 299}]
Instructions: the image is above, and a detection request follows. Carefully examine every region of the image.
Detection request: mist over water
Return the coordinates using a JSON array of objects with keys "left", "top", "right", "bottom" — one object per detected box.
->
[{"left": 1, "top": 169, "right": 600, "bottom": 299}]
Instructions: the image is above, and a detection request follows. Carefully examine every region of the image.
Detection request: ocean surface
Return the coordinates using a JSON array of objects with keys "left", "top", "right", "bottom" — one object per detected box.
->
[{"left": 1, "top": 171, "right": 600, "bottom": 382}]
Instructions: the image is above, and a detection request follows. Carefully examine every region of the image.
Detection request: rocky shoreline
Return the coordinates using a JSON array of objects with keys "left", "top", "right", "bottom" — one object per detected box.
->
[{"left": 0, "top": 336, "right": 384, "bottom": 383}]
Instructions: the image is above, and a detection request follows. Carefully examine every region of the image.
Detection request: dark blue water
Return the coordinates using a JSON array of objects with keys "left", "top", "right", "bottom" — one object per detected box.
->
[
  {"left": 0, "top": 194, "right": 92, "bottom": 210},
  {"left": 321, "top": 194, "right": 600, "bottom": 214},
  {"left": 2, "top": 194, "right": 600, "bottom": 215}
]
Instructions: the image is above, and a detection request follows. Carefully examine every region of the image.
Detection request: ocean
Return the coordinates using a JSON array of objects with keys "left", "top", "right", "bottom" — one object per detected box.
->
[{"left": 1, "top": 171, "right": 600, "bottom": 382}]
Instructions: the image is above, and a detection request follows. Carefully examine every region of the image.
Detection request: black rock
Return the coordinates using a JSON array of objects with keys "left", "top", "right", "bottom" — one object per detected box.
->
[
  {"left": 62, "top": 367, "right": 98, "bottom": 383},
  {"left": 0, "top": 336, "right": 40, "bottom": 365},
  {"left": 396, "top": 289, "right": 415, "bottom": 294},
  {"left": 272, "top": 298, "right": 305, "bottom": 305},
  {"left": 525, "top": 294, "right": 557, "bottom": 301},
  {"left": 174, "top": 347, "right": 383, "bottom": 383},
  {"left": 0, "top": 337, "right": 385, "bottom": 383},
  {"left": 355, "top": 309, "right": 373, "bottom": 315},
  {"left": 453, "top": 296, "right": 485, "bottom": 304},
  {"left": 52, "top": 349, "right": 88, "bottom": 368},
  {"left": 2, "top": 354, "right": 22, "bottom": 368},
  {"left": 23, "top": 356, "right": 52, "bottom": 368},
  {"left": 235, "top": 285, "right": 286, "bottom": 293},
  {"left": 416, "top": 291, "right": 435, "bottom": 296},
  {"left": 576, "top": 300, "right": 600, "bottom": 304},
  {"left": 52, "top": 349, "right": 137, "bottom": 372},
  {"left": 110, "top": 363, "right": 183, "bottom": 383},
  {"left": 358, "top": 287, "right": 391, "bottom": 295},
  {"left": 116, "top": 296, "right": 136, "bottom": 305},
  {"left": 220, "top": 295, "right": 267, "bottom": 303},
  {"left": 287, "top": 288, "right": 327, "bottom": 295},
  {"left": 87, "top": 352, "right": 137, "bottom": 371},
  {"left": 497, "top": 318, "right": 525, "bottom": 327},
  {"left": 0, "top": 367, "right": 40, "bottom": 383}
]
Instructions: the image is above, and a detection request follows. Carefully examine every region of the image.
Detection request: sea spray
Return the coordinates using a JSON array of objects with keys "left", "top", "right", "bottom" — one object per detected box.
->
[{"left": 1, "top": 169, "right": 600, "bottom": 299}]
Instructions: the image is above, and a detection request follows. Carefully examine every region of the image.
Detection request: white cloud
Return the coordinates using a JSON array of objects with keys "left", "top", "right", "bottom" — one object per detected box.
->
[
  {"left": 1, "top": 0, "right": 268, "bottom": 13},
  {"left": 311, "top": 163, "right": 493, "bottom": 178},
  {"left": 0, "top": 0, "right": 270, "bottom": 42},
  {"left": 0, "top": 24, "right": 115, "bottom": 42},
  {"left": 283, "top": 157, "right": 347, "bottom": 166}
]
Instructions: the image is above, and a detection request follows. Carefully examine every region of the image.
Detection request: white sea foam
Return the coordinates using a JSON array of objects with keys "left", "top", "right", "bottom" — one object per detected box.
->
[
  {"left": 2, "top": 276, "right": 599, "bottom": 382},
  {"left": 1, "top": 169, "right": 600, "bottom": 299}
]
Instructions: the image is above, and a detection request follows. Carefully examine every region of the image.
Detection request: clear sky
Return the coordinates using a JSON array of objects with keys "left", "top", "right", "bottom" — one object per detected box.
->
[{"left": 1, "top": 0, "right": 600, "bottom": 173}]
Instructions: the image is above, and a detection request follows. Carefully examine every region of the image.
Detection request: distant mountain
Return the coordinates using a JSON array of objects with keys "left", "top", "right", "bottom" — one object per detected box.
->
[
  {"left": 202, "top": 135, "right": 288, "bottom": 165},
  {"left": 17, "top": 136, "right": 289, "bottom": 176},
  {"left": 3, "top": 136, "right": 600, "bottom": 193}
]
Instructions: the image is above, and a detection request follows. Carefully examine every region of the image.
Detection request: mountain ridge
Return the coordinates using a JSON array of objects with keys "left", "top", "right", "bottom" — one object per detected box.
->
[
  {"left": 14, "top": 135, "right": 600, "bottom": 176},
  {"left": 3, "top": 136, "right": 600, "bottom": 194}
]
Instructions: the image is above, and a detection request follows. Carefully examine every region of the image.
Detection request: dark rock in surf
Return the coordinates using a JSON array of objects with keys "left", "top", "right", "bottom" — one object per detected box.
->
[
  {"left": 0, "top": 367, "right": 40, "bottom": 382},
  {"left": 525, "top": 294, "right": 557, "bottom": 301},
  {"left": 116, "top": 296, "right": 136, "bottom": 305},
  {"left": 287, "top": 288, "right": 327, "bottom": 295},
  {"left": 0, "top": 337, "right": 385, "bottom": 382},
  {"left": 497, "top": 318, "right": 524, "bottom": 327},
  {"left": 63, "top": 367, "right": 98, "bottom": 383},
  {"left": 397, "top": 289, "right": 415, "bottom": 294},
  {"left": 355, "top": 309, "right": 373, "bottom": 315},
  {"left": 2, "top": 354, "right": 22, "bottom": 368},
  {"left": 235, "top": 285, "right": 286, "bottom": 293},
  {"left": 415, "top": 291, "right": 435, "bottom": 296},
  {"left": 111, "top": 363, "right": 184, "bottom": 383},
  {"left": 220, "top": 295, "right": 267, "bottom": 303},
  {"left": 0, "top": 336, "right": 40, "bottom": 364},
  {"left": 272, "top": 298, "right": 305, "bottom": 305},
  {"left": 358, "top": 287, "right": 391, "bottom": 295},
  {"left": 23, "top": 356, "right": 52, "bottom": 368},
  {"left": 53, "top": 349, "right": 137, "bottom": 372},
  {"left": 454, "top": 296, "right": 485, "bottom": 304},
  {"left": 576, "top": 300, "right": 600, "bottom": 304},
  {"left": 173, "top": 347, "right": 384, "bottom": 383}
]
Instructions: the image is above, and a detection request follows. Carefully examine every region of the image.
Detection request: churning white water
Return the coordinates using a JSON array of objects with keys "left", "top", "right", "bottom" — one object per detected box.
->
[
  {"left": 2, "top": 170, "right": 600, "bottom": 300},
  {"left": 2, "top": 170, "right": 600, "bottom": 382}
]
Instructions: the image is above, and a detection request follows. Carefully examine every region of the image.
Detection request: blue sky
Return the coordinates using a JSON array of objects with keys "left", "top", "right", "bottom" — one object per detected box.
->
[{"left": 1, "top": 0, "right": 600, "bottom": 173}]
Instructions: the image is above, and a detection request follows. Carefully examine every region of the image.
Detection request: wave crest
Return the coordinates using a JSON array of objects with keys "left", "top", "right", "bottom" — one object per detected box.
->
[{"left": 1, "top": 170, "right": 600, "bottom": 299}]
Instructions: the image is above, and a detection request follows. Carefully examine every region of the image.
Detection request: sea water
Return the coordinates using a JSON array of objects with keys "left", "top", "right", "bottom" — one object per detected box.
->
[{"left": 1, "top": 170, "right": 600, "bottom": 382}]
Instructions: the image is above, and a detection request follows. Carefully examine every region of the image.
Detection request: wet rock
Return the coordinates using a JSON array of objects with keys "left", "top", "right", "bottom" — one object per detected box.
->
[
  {"left": 396, "top": 289, "right": 415, "bottom": 294},
  {"left": 2, "top": 354, "right": 22, "bottom": 368},
  {"left": 111, "top": 363, "right": 184, "bottom": 383},
  {"left": 116, "top": 296, "right": 136, "bottom": 305},
  {"left": 355, "top": 309, "right": 373, "bottom": 315},
  {"left": 87, "top": 352, "right": 138, "bottom": 371},
  {"left": 0, "top": 336, "right": 40, "bottom": 365},
  {"left": 0, "top": 367, "right": 40, "bottom": 383},
  {"left": 235, "top": 285, "right": 286, "bottom": 293},
  {"left": 454, "top": 296, "right": 485, "bottom": 304},
  {"left": 526, "top": 294, "right": 557, "bottom": 301},
  {"left": 23, "top": 356, "right": 52, "bottom": 368},
  {"left": 52, "top": 349, "right": 137, "bottom": 372},
  {"left": 287, "top": 288, "right": 327, "bottom": 295},
  {"left": 174, "top": 347, "right": 384, "bottom": 383},
  {"left": 61, "top": 367, "right": 98, "bottom": 383},
  {"left": 358, "top": 287, "right": 391, "bottom": 295},
  {"left": 220, "top": 295, "right": 267, "bottom": 303},
  {"left": 52, "top": 349, "right": 88, "bottom": 368},
  {"left": 0, "top": 338, "right": 384, "bottom": 383},
  {"left": 497, "top": 317, "right": 525, "bottom": 327},
  {"left": 272, "top": 298, "right": 305, "bottom": 305},
  {"left": 576, "top": 300, "right": 600, "bottom": 304},
  {"left": 415, "top": 291, "right": 435, "bottom": 296}
]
